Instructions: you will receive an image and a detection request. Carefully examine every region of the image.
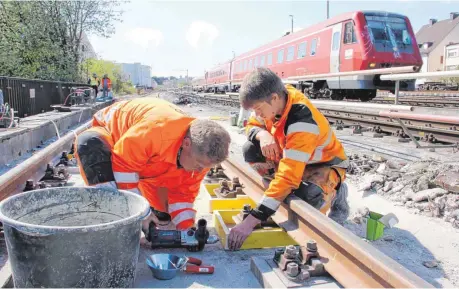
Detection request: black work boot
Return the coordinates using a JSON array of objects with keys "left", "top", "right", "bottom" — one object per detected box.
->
[{"left": 328, "top": 183, "right": 350, "bottom": 225}]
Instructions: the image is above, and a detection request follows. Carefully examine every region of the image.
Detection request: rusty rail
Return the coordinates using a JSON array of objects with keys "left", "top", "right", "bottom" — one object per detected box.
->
[
  {"left": 0, "top": 120, "right": 91, "bottom": 200},
  {"left": 0, "top": 93, "right": 156, "bottom": 201},
  {"left": 221, "top": 157, "right": 434, "bottom": 288}
]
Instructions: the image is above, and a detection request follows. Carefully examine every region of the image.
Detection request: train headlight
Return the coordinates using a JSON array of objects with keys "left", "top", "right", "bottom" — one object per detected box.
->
[{"left": 369, "top": 63, "right": 376, "bottom": 68}]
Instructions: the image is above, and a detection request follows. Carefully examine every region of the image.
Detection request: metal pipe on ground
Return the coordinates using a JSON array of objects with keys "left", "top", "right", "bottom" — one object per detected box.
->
[
  {"left": 380, "top": 70, "right": 459, "bottom": 81},
  {"left": 221, "top": 157, "right": 434, "bottom": 288},
  {"left": 379, "top": 111, "right": 459, "bottom": 125},
  {"left": 311, "top": 100, "right": 414, "bottom": 112},
  {"left": 288, "top": 66, "right": 419, "bottom": 81},
  {"left": 0, "top": 120, "right": 91, "bottom": 200}
]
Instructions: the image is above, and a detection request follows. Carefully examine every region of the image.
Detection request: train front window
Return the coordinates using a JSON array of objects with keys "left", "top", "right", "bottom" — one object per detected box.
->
[{"left": 364, "top": 14, "right": 413, "bottom": 54}]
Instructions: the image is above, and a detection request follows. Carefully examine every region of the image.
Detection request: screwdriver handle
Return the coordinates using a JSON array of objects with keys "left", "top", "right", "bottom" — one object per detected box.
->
[
  {"left": 186, "top": 257, "right": 202, "bottom": 266},
  {"left": 184, "top": 265, "right": 215, "bottom": 274}
]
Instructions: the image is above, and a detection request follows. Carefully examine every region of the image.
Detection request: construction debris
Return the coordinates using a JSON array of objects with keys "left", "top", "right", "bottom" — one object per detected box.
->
[{"left": 347, "top": 153, "right": 459, "bottom": 228}]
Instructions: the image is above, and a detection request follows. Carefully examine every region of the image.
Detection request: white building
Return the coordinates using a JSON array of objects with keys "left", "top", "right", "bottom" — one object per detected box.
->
[
  {"left": 416, "top": 12, "right": 459, "bottom": 73},
  {"left": 80, "top": 32, "right": 97, "bottom": 61},
  {"left": 444, "top": 43, "right": 459, "bottom": 71},
  {"left": 120, "top": 62, "right": 152, "bottom": 87}
]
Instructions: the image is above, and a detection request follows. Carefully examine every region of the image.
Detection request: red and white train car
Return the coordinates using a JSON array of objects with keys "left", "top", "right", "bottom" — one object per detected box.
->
[
  {"left": 191, "top": 76, "right": 206, "bottom": 92},
  {"left": 203, "top": 61, "right": 232, "bottom": 93},
  {"left": 203, "top": 10, "right": 422, "bottom": 101}
]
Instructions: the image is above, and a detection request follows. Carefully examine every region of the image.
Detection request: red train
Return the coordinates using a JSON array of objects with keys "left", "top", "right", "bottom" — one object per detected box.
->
[{"left": 195, "top": 10, "right": 423, "bottom": 101}]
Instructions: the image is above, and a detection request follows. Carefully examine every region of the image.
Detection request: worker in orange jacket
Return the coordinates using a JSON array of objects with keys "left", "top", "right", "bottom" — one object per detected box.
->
[
  {"left": 228, "top": 68, "right": 349, "bottom": 250},
  {"left": 74, "top": 97, "right": 231, "bottom": 235},
  {"left": 101, "top": 74, "right": 112, "bottom": 98}
]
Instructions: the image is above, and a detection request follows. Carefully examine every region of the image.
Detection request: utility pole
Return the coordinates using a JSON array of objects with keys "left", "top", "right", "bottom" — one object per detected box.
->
[
  {"left": 327, "top": 0, "right": 329, "bottom": 19},
  {"left": 289, "top": 15, "right": 293, "bottom": 34}
]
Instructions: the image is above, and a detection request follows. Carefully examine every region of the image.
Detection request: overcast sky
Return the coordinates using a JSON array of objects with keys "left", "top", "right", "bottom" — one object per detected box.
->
[{"left": 89, "top": 0, "right": 457, "bottom": 78}]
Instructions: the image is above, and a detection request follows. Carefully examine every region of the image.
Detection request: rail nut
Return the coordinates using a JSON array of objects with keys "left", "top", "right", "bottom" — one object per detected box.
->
[
  {"left": 285, "top": 245, "right": 298, "bottom": 259},
  {"left": 298, "top": 269, "right": 311, "bottom": 281},
  {"left": 306, "top": 240, "right": 318, "bottom": 252},
  {"left": 286, "top": 262, "right": 299, "bottom": 277}
]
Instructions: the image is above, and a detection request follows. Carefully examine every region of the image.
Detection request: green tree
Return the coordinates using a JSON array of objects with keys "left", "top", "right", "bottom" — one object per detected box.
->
[{"left": 0, "top": 1, "right": 124, "bottom": 82}]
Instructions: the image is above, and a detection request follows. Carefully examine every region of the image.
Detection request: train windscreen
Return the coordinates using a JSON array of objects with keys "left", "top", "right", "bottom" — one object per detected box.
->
[{"left": 364, "top": 14, "right": 414, "bottom": 56}]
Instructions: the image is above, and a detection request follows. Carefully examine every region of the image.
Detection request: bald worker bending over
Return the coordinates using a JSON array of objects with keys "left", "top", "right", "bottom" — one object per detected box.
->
[{"left": 74, "top": 97, "right": 231, "bottom": 235}]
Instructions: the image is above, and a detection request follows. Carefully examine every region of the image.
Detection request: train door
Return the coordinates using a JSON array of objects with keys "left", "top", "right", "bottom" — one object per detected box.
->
[
  {"left": 339, "top": 20, "right": 359, "bottom": 72},
  {"left": 330, "top": 23, "right": 342, "bottom": 73}
]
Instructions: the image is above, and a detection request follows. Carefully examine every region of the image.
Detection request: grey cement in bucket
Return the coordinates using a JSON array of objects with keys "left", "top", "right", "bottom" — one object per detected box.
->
[{"left": 0, "top": 186, "right": 150, "bottom": 288}]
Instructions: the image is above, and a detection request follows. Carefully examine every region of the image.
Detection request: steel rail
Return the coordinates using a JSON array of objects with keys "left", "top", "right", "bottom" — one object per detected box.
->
[
  {"left": 221, "top": 157, "right": 434, "bottom": 288},
  {"left": 0, "top": 92, "right": 157, "bottom": 201},
  {"left": 184, "top": 93, "right": 459, "bottom": 143},
  {"left": 320, "top": 109, "right": 459, "bottom": 144},
  {"left": 380, "top": 69, "right": 459, "bottom": 81},
  {"left": 287, "top": 66, "right": 419, "bottom": 81},
  {"left": 379, "top": 111, "right": 459, "bottom": 125},
  {"left": 195, "top": 93, "right": 459, "bottom": 108},
  {"left": 0, "top": 120, "right": 92, "bottom": 200}
]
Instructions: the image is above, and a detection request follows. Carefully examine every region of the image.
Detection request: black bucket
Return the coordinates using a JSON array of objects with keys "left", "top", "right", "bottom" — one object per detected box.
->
[{"left": 0, "top": 186, "right": 150, "bottom": 288}]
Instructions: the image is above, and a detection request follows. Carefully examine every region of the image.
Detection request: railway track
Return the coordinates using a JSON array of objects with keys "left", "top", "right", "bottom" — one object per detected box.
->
[
  {"left": 174, "top": 92, "right": 459, "bottom": 145},
  {"left": 0, "top": 113, "right": 434, "bottom": 288},
  {"left": 195, "top": 92, "right": 459, "bottom": 108},
  {"left": 221, "top": 158, "right": 433, "bottom": 288}
]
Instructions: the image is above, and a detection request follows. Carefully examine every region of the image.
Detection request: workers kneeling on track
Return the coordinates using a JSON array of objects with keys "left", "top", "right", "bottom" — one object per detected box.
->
[
  {"left": 74, "top": 97, "right": 231, "bottom": 238},
  {"left": 228, "top": 68, "right": 350, "bottom": 250}
]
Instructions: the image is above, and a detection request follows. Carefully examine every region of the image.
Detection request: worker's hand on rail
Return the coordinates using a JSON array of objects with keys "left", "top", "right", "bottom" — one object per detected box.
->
[
  {"left": 228, "top": 214, "right": 261, "bottom": 250},
  {"left": 257, "top": 130, "right": 281, "bottom": 162}
]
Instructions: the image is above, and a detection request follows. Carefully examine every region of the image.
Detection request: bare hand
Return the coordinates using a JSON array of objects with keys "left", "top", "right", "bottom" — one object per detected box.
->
[
  {"left": 227, "top": 214, "right": 260, "bottom": 250},
  {"left": 141, "top": 211, "right": 160, "bottom": 236},
  {"left": 258, "top": 130, "right": 281, "bottom": 162}
]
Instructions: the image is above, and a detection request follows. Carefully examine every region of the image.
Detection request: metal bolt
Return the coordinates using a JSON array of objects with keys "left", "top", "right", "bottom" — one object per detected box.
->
[
  {"left": 286, "top": 262, "right": 299, "bottom": 277},
  {"left": 298, "top": 269, "right": 310, "bottom": 281},
  {"left": 24, "top": 180, "right": 35, "bottom": 191},
  {"left": 285, "top": 245, "right": 297, "bottom": 259},
  {"left": 273, "top": 248, "right": 284, "bottom": 261},
  {"left": 307, "top": 240, "right": 317, "bottom": 252}
]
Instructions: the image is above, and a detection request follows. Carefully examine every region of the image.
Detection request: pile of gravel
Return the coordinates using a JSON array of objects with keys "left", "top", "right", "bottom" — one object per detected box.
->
[{"left": 347, "top": 153, "right": 459, "bottom": 228}]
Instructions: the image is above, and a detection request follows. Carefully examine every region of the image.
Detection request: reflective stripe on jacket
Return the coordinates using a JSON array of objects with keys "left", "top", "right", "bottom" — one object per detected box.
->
[
  {"left": 91, "top": 97, "right": 207, "bottom": 229},
  {"left": 245, "top": 84, "right": 348, "bottom": 215}
]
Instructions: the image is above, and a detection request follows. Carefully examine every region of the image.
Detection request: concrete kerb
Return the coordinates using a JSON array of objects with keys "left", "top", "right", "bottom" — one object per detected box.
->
[{"left": 0, "top": 101, "right": 113, "bottom": 166}]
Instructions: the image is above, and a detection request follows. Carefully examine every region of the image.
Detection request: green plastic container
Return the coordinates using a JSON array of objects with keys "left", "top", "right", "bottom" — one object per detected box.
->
[
  {"left": 230, "top": 112, "right": 239, "bottom": 126},
  {"left": 366, "top": 211, "right": 386, "bottom": 241}
]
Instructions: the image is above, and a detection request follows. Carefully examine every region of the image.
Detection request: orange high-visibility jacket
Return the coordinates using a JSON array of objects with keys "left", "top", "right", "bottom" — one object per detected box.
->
[
  {"left": 245, "top": 85, "right": 348, "bottom": 217},
  {"left": 101, "top": 77, "right": 112, "bottom": 89},
  {"left": 92, "top": 97, "right": 208, "bottom": 229}
]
